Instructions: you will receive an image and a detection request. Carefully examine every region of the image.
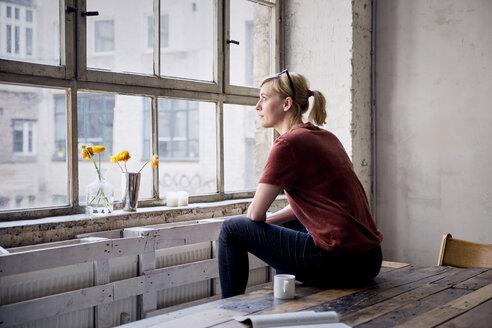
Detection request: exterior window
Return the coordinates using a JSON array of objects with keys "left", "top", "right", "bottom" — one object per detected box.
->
[
  {"left": 147, "top": 14, "right": 169, "bottom": 49},
  {"left": 0, "top": 197, "right": 9, "bottom": 209},
  {"left": 77, "top": 93, "right": 115, "bottom": 156},
  {"left": 53, "top": 95, "right": 66, "bottom": 160},
  {"left": 13, "top": 120, "right": 35, "bottom": 155},
  {"left": 156, "top": 99, "right": 199, "bottom": 160},
  {"left": 0, "top": 2, "right": 35, "bottom": 58},
  {"left": 94, "top": 19, "right": 114, "bottom": 53}
]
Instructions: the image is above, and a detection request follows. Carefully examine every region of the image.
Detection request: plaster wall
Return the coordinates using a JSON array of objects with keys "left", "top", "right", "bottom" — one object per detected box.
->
[
  {"left": 284, "top": 0, "right": 353, "bottom": 157},
  {"left": 376, "top": 0, "right": 492, "bottom": 265}
]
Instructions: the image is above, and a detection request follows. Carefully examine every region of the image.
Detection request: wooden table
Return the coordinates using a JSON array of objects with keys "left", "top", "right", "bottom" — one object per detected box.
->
[{"left": 121, "top": 262, "right": 492, "bottom": 328}]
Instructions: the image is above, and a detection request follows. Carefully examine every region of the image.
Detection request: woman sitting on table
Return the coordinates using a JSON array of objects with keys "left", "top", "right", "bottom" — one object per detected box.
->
[{"left": 218, "top": 70, "right": 383, "bottom": 298}]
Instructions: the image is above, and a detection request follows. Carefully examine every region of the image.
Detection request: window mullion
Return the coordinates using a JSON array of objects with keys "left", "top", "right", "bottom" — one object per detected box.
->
[
  {"left": 76, "top": 0, "right": 88, "bottom": 80},
  {"left": 153, "top": 0, "right": 160, "bottom": 77},
  {"left": 223, "top": 0, "right": 230, "bottom": 94},
  {"left": 68, "top": 89, "right": 80, "bottom": 209},
  {"left": 216, "top": 0, "right": 223, "bottom": 92},
  {"left": 216, "top": 100, "right": 224, "bottom": 195},
  {"left": 151, "top": 96, "right": 159, "bottom": 199}
]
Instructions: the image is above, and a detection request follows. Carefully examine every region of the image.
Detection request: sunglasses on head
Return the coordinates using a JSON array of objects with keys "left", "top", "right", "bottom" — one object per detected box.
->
[{"left": 278, "top": 69, "right": 296, "bottom": 100}]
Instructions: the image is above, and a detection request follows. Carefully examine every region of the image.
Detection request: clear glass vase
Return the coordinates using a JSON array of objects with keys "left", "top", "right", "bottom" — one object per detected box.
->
[{"left": 86, "top": 171, "right": 114, "bottom": 216}]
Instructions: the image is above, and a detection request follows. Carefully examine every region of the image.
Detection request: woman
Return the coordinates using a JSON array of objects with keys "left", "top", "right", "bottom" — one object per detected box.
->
[{"left": 218, "top": 70, "right": 383, "bottom": 298}]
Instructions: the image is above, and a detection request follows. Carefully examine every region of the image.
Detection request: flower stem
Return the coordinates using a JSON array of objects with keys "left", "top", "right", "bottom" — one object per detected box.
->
[{"left": 137, "top": 160, "right": 151, "bottom": 174}]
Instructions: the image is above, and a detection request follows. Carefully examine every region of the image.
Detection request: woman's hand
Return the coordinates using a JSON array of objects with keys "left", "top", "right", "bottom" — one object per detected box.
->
[
  {"left": 266, "top": 204, "right": 297, "bottom": 225},
  {"left": 247, "top": 183, "right": 281, "bottom": 222}
]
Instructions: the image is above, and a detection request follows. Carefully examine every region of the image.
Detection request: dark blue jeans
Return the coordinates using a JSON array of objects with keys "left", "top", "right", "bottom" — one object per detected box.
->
[{"left": 218, "top": 216, "right": 382, "bottom": 298}]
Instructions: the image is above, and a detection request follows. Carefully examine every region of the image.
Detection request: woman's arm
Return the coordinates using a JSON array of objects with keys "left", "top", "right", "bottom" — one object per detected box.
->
[
  {"left": 247, "top": 183, "right": 281, "bottom": 222},
  {"left": 266, "top": 204, "right": 297, "bottom": 225}
]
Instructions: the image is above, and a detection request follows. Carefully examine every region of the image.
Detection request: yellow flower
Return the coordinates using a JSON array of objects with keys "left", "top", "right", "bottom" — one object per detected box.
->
[
  {"left": 93, "top": 145, "right": 106, "bottom": 154},
  {"left": 85, "top": 146, "right": 94, "bottom": 155},
  {"left": 151, "top": 155, "right": 159, "bottom": 169},
  {"left": 117, "top": 150, "right": 131, "bottom": 162},
  {"left": 81, "top": 149, "right": 91, "bottom": 159},
  {"left": 110, "top": 155, "right": 118, "bottom": 163}
]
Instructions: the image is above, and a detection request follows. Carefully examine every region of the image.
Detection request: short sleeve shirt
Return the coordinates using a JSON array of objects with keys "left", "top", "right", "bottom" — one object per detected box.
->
[{"left": 259, "top": 123, "right": 382, "bottom": 252}]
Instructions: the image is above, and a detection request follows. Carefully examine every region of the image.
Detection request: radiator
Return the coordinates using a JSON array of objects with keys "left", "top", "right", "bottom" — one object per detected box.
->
[{"left": 1, "top": 241, "right": 269, "bottom": 327}]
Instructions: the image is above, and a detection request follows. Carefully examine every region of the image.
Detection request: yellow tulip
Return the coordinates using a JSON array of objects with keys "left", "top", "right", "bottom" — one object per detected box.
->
[{"left": 93, "top": 145, "right": 106, "bottom": 154}]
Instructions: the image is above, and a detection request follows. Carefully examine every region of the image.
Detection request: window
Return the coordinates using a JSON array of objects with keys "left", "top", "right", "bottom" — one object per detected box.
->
[
  {"left": 12, "top": 120, "right": 35, "bottom": 155},
  {"left": 93, "top": 19, "right": 114, "bottom": 53},
  {"left": 0, "top": 0, "right": 59, "bottom": 65},
  {"left": 158, "top": 99, "right": 199, "bottom": 160},
  {"left": 0, "top": 1, "right": 35, "bottom": 59},
  {"left": 53, "top": 95, "right": 66, "bottom": 160},
  {"left": 147, "top": 14, "right": 169, "bottom": 49},
  {"left": 0, "top": 83, "right": 69, "bottom": 212},
  {"left": 0, "top": 0, "right": 279, "bottom": 219},
  {"left": 77, "top": 93, "right": 115, "bottom": 155}
]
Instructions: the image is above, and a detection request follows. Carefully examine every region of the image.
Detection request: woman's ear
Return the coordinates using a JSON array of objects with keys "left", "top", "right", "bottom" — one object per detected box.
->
[{"left": 282, "top": 97, "right": 294, "bottom": 112}]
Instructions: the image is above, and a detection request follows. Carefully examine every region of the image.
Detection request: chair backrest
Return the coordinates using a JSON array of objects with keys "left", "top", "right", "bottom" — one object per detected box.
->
[{"left": 437, "top": 233, "right": 492, "bottom": 268}]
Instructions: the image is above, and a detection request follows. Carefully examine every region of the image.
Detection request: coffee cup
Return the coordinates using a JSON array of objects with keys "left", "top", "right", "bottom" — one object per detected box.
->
[{"left": 274, "top": 274, "right": 295, "bottom": 299}]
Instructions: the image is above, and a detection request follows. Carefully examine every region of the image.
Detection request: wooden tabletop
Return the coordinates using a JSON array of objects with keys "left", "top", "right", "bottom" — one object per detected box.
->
[{"left": 121, "top": 262, "right": 492, "bottom": 328}]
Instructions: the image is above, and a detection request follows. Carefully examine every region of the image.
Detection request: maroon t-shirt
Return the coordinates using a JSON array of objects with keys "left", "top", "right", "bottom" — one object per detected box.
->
[{"left": 259, "top": 123, "right": 382, "bottom": 252}]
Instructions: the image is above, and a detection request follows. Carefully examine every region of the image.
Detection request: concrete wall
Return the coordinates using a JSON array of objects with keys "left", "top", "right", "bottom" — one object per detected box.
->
[
  {"left": 376, "top": 0, "right": 492, "bottom": 265},
  {"left": 284, "top": 0, "right": 353, "bottom": 156},
  {"left": 284, "top": 0, "right": 374, "bottom": 205}
]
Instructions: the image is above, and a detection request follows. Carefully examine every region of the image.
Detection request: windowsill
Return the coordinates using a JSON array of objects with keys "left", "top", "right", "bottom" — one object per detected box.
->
[{"left": 0, "top": 196, "right": 288, "bottom": 249}]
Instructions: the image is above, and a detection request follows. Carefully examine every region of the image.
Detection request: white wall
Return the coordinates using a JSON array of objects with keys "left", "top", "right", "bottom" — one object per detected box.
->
[{"left": 376, "top": 0, "right": 492, "bottom": 265}]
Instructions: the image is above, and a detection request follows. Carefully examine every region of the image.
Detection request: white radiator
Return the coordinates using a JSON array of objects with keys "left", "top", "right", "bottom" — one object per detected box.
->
[
  {"left": 0, "top": 263, "right": 94, "bottom": 328},
  {"left": 1, "top": 241, "right": 269, "bottom": 327}
]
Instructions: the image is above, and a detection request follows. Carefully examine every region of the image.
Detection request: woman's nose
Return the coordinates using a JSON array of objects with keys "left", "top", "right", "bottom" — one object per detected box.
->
[{"left": 255, "top": 100, "right": 261, "bottom": 111}]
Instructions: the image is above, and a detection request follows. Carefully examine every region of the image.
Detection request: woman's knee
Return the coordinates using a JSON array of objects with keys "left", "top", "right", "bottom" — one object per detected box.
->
[{"left": 219, "top": 216, "right": 250, "bottom": 240}]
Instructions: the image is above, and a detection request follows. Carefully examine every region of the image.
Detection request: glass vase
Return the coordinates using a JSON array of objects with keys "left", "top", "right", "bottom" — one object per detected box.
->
[{"left": 86, "top": 171, "right": 114, "bottom": 216}]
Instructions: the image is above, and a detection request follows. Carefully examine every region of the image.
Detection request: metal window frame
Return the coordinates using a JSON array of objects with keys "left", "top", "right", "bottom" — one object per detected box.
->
[{"left": 0, "top": 0, "right": 282, "bottom": 221}]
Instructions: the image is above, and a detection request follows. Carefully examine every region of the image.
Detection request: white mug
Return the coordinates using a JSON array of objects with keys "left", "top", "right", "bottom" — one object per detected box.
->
[{"left": 274, "top": 274, "right": 295, "bottom": 299}]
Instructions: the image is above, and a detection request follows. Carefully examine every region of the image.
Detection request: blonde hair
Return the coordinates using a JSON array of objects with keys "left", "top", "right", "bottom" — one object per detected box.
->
[{"left": 260, "top": 71, "right": 327, "bottom": 128}]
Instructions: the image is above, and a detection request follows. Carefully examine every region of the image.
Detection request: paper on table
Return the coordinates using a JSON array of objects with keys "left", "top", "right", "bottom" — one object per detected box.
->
[{"left": 233, "top": 311, "right": 350, "bottom": 328}]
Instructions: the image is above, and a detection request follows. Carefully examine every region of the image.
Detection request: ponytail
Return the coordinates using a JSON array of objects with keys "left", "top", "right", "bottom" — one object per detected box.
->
[{"left": 307, "top": 90, "right": 327, "bottom": 126}]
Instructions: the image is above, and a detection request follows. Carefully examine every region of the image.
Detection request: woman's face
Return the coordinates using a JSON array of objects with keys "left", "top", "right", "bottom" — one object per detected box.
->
[{"left": 256, "top": 81, "right": 288, "bottom": 130}]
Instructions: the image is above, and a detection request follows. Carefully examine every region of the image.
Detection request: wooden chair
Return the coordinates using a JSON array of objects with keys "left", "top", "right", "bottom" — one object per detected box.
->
[{"left": 437, "top": 233, "right": 492, "bottom": 268}]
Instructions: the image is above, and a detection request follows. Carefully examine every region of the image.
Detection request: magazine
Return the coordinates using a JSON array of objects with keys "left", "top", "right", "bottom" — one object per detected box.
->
[{"left": 233, "top": 311, "right": 352, "bottom": 328}]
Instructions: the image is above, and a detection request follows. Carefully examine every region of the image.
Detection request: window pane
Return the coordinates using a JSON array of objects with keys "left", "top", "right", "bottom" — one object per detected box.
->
[
  {"left": 230, "top": 0, "right": 273, "bottom": 87},
  {"left": 0, "top": 0, "right": 60, "bottom": 65},
  {"left": 78, "top": 93, "right": 153, "bottom": 203},
  {"left": 224, "top": 104, "right": 272, "bottom": 192},
  {"left": 0, "top": 83, "right": 68, "bottom": 211},
  {"left": 160, "top": 0, "right": 214, "bottom": 81},
  {"left": 158, "top": 99, "right": 216, "bottom": 195},
  {"left": 86, "top": 0, "right": 153, "bottom": 75}
]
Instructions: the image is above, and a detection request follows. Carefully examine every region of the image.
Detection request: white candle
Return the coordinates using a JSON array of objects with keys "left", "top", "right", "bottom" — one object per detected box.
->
[
  {"left": 177, "top": 191, "right": 189, "bottom": 206},
  {"left": 166, "top": 191, "right": 178, "bottom": 207}
]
